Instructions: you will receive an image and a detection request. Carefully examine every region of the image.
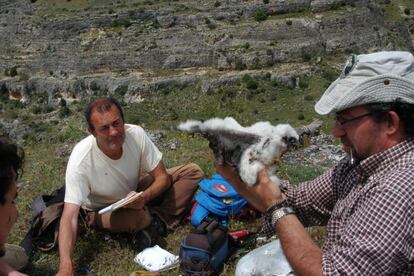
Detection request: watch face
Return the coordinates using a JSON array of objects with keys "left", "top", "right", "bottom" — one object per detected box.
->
[{"left": 266, "top": 199, "right": 289, "bottom": 215}]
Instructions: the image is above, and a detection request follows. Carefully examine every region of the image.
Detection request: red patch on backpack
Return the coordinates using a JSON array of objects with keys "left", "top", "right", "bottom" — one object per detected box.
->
[{"left": 213, "top": 184, "right": 228, "bottom": 194}]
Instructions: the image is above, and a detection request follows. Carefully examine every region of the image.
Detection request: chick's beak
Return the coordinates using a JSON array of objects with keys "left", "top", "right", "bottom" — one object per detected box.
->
[{"left": 283, "top": 136, "right": 299, "bottom": 148}]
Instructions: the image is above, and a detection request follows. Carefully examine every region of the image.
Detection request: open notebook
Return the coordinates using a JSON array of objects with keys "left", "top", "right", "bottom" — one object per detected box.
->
[{"left": 98, "top": 191, "right": 143, "bottom": 215}]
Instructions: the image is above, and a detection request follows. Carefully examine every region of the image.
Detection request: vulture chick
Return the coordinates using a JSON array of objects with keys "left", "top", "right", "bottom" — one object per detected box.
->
[{"left": 178, "top": 117, "right": 299, "bottom": 186}]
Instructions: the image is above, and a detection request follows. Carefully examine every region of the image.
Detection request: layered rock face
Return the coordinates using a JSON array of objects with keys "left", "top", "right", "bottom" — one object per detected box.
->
[{"left": 0, "top": 0, "right": 413, "bottom": 103}]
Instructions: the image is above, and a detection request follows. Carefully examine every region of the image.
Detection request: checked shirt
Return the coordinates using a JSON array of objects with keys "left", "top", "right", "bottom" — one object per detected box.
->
[{"left": 282, "top": 139, "right": 414, "bottom": 275}]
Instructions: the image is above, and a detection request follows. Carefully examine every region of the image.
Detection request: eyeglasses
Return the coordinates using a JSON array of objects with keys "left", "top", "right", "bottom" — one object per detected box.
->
[{"left": 335, "top": 113, "right": 373, "bottom": 126}]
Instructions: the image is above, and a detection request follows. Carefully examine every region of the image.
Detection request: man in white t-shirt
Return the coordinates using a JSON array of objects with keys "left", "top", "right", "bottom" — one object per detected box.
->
[{"left": 57, "top": 97, "right": 203, "bottom": 276}]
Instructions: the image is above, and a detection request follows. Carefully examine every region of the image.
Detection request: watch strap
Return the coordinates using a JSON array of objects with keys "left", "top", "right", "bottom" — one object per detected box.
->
[
  {"left": 271, "top": 206, "right": 295, "bottom": 226},
  {"left": 265, "top": 199, "right": 290, "bottom": 217},
  {"left": 262, "top": 199, "right": 292, "bottom": 238}
]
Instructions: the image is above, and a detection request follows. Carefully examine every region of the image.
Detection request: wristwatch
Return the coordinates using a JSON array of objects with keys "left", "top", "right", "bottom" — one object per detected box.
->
[
  {"left": 271, "top": 207, "right": 295, "bottom": 226},
  {"left": 265, "top": 199, "right": 290, "bottom": 216}
]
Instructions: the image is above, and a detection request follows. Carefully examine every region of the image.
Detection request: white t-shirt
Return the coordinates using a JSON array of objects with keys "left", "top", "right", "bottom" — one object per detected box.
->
[{"left": 64, "top": 124, "right": 162, "bottom": 210}]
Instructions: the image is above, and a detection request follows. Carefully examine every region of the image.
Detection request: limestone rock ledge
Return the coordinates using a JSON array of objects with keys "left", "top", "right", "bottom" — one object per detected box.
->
[{"left": 0, "top": 0, "right": 413, "bottom": 101}]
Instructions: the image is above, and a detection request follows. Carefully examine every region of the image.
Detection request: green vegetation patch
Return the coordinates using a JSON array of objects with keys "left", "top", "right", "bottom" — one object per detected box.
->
[
  {"left": 381, "top": 0, "right": 414, "bottom": 21},
  {"left": 3, "top": 65, "right": 341, "bottom": 275}
]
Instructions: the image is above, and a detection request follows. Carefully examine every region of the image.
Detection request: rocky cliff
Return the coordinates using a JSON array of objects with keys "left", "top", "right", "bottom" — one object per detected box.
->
[{"left": 0, "top": 0, "right": 413, "bottom": 105}]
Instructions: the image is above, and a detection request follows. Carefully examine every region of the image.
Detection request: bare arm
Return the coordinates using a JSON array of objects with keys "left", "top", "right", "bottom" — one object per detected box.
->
[
  {"left": 124, "top": 160, "right": 171, "bottom": 210},
  {"left": 275, "top": 214, "right": 322, "bottom": 276},
  {"left": 144, "top": 160, "right": 171, "bottom": 201},
  {"left": 215, "top": 164, "right": 323, "bottom": 276},
  {"left": 56, "top": 203, "right": 80, "bottom": 276}
]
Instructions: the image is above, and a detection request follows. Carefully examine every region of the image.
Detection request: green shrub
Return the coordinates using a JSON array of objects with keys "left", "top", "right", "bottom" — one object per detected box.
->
[
  {"left": 115, "top": 85, "right": 128, "bottom": 96},
  {"left": 214, "top": 1, "right": 221, "bottom": 7},
  {"left": 112, "top": 19, "right": 132, "bottom": 28},
  {"left": 246, "top": 79, "right": 258, "bottom": 90},
  {"left": 302, "top": 52, "right": 312, "bottom": 62},
  {"left": 0, "top": 85, "right": 8, "bottom": 101},
  {"left": 59, "top": 106, "right": 71, "bottom": 118},
  {"left": 7, "top": 100, "right": 23, "bottom": 109},
  {"left": 9, "top": 67, "right": 18, "bottom": 77},
  {"left": 254, "top": 9, "right": 268, "bottom": 22},
  {"left": 235, "top": 59, "right": 246, "bottom": 71},
  {"left": 404, "top": 8, "right": 410, "bottom": 15},
  {"left": 304, "top": 95, "right": 314, "bottom": 101},
  {"left": 299, "top": 78, "right": 309, "bottom": 88},
  {"left": 241, "top": 74, "right": 252, "bottom": 83},
  {"left": 266, "top": 48, "right": 273, "bottom": 56},
  {"left": 44, "top": 105, "right": 55, "bottom": 113},
  {"left": 204, "top": 18, "right": 216, "bottom": 29},
  {"left": 31, "top": 105, "right": 43, "bottom": 114},
  {"left": 60, "top": 98, "right": 67, "bottom": 108},
  {"left": 262, "top": 72, "right": 271, "bottom": 80},
  {"left": 207, "top": 22, "right": 216, "bottom": 29},
  {"left": 297, "top": 113, "right": 305, "bottom": 120},
  {"left": 90, "top": 81, "right": 100, "bottom": 91},
  {"left": 221, "top": 89, "right": 236, "bottom": 100},
  {"left": 321, "top": 65, "right": 339, "bottom": 82}
]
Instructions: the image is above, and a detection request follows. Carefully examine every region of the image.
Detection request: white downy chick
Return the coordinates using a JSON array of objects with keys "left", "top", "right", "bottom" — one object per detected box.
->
[{"left": 178, "top": 117, "right": 299, "bottom": 186}]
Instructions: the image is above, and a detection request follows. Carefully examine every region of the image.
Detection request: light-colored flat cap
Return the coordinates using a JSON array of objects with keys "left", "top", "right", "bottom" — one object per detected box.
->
[{"left": 315, "top": 51, "right": 414, "bottom": 115}]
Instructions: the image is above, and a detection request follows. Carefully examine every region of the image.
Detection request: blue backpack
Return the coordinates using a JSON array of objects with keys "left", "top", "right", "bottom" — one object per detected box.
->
[
  {"left": 191, "top": 174, "right": 247, "bottom": 227},
  {"left": 180, "top": 218, "right": 229, "bottom": 275}
]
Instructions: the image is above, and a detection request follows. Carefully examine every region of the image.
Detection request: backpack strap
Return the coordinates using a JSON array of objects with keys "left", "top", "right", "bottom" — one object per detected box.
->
[{"left": 20, "top": 185, "right": 66, "bottom": 255}]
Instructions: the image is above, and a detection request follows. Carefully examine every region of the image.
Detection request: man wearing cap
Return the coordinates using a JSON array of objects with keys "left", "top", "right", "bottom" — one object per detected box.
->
[{"left": 218, "top": 51, "right": 414, "bottom": 275}]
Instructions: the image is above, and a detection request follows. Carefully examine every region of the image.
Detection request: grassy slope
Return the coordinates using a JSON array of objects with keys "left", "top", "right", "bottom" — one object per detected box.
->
[
  {"left": 3, "top": 0, "right": 412, "bottom": 274},
  {"left": 2, "top": 67, "right": 335, "bottom": 275}
]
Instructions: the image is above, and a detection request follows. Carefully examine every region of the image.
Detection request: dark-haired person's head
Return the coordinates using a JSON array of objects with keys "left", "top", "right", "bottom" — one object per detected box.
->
[
  {"left": 84, "top": 97, "right": 124, "bottom": 131},
  {"left": 84, "top": 97, "right": 126, "bottom": 159},
  {"left": 0, "top": 138, "right": 24, "bottom": 252}
]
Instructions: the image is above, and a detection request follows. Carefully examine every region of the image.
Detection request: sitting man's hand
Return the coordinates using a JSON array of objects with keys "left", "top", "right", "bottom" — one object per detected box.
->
[
  {"left": 56, "top": 267, "right": 73, "bottom": 276},
  {"left": 56, "top": 257, "right": 74, "bottom": 276},
  {"left": 124, "top": 194, "right": 147, "bottom": 210},
  {"left": 215, "top": 162, "right": 284, "bottom": 212}
]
